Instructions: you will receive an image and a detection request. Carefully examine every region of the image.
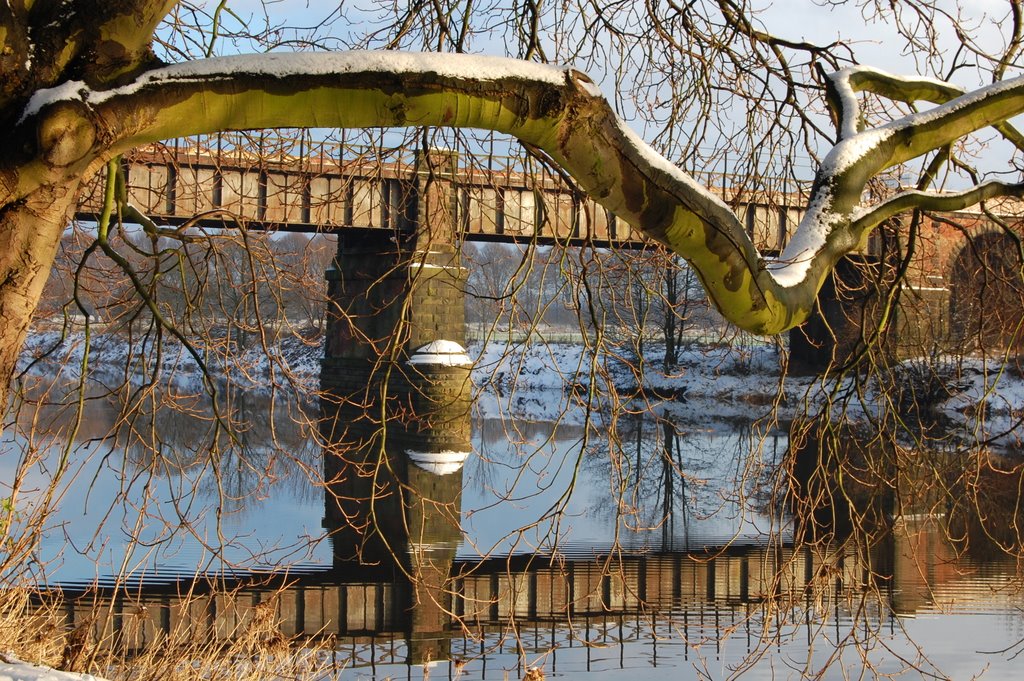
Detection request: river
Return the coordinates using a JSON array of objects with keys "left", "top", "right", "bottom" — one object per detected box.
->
[{"left": 3, "top": 374, "right": 1023, "bottom": 679}]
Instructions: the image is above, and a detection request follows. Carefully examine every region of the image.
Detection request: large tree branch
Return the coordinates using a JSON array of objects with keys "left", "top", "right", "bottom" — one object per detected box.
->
[
  {"left": 830, "top": 66, "right": 1024, "bottom": 152},
  {"left": 0, "top": 0, "right": 173, "bottom": 120},
  {"left": 826, "top": 69, "right": 1024, "bottom": 180},
  {"left": 0, "top": 2, "right": 32, "bottom": 109},
  {"left": 14, "top": 53, "right": 799, "bottom": 332},
  {"left": 849, "top": 181, "right": 1024, "bottom": 235},
  {"left": 12, "top": 53, "right": 1024, "bottom": 335},
  {"left": 59, "top": 0, "right": 176, "bottom": 84}
]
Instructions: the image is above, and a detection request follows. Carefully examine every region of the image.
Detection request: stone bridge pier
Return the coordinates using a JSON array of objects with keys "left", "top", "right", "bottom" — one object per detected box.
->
[
  {"left": 789, "top": 253, "right": 898, "bottom": 374},
  {"left": 320, "top": 148, "right": 473, "bottom": 444}
]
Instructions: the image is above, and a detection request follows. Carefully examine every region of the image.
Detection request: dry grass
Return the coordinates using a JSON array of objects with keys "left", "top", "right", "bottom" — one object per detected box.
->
[
  {"left": 0, "top": 589, "right": 67, "bottom": 668},
  {"left": 0, "top": 586, "right": 342, "bottom": 681}
]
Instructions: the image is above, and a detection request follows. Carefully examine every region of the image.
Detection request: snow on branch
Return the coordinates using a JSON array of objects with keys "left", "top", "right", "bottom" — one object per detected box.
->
[
  {"left": 783, "top": 67, "right": 1024, "bottom": 289},
  {"left": 22, "top": 51, "right": 575, "bottom": 122},
  {"left": 849, "top": 181, "right": 1024, "bottom": 234},
  {"left": 14, "top": 52, "right": 1024, "bottom": 334},
  {"left": 828, "top": 66, "right": 1024, "bottom": 153}
]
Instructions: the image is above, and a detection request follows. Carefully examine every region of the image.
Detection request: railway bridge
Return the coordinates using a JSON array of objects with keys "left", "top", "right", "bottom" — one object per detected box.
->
[{"left": 74, "top": 132, "right": 1024, "bottom": 373}]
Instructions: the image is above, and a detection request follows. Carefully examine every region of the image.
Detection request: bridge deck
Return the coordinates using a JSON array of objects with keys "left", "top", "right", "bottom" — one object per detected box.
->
[{"left": 75, "top": 134, "right": 812, "bottom": 251}]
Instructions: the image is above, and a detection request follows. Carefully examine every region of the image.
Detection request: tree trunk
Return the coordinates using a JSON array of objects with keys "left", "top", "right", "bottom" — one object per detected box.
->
[{"left": 0, "top": 183, "right": 78, "bottom": 413}]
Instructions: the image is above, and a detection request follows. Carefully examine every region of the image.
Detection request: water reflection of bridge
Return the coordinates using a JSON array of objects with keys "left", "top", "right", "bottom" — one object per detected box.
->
[
  {"left": 24, "top": 373, "right": 1024, "bottom": 675},
  {"left": 54, "top": 522, "right": 1003, "bottom": 663},
  {"left": 48, "top": 376, "right": 1007, "bottom": 667}
]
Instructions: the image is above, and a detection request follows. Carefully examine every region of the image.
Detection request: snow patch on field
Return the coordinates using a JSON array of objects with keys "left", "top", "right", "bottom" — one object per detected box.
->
[
  {"left": 468, "top": 339, "right": 801, "bottom": 427},
  {"left": 940, "top": 360, "right": 1024, "bottom": 448},
  {"left": 17, "top": 328, "right": 322, "bottom": 394}
]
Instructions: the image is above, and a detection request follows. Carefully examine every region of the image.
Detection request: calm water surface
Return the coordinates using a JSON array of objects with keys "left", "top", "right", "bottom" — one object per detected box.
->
[{"left": 3, "top": 378, "right": 1023, "bottom": 679}]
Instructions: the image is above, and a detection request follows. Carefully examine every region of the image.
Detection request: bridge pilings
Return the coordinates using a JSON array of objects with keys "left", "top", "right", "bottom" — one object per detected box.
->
[{"left": 320, "top": 148, "right": 472, "bottom": 432}]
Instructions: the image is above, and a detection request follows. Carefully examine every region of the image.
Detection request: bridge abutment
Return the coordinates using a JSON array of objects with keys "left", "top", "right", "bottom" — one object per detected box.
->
[{"left": 789, "top": 254, "right": 898, "bottom": 374}]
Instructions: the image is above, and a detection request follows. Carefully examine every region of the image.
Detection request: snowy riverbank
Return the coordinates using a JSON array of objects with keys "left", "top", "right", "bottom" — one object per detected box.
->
[
  {"left": 0, "top": 655, "right": 105, "bottom": 681},
  {"left": 15, "top": 326, "right": 1024, "bottom": 445},
  {"left": 15, "top": 326, "right": 794, "bottom": 414},
  {"left": 17, "top": 326, "right": 786, "bottom": 398}
]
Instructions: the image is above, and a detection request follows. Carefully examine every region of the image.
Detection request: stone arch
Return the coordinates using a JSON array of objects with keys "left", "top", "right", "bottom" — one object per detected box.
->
[{"left": 948, "top": 230, "right": 1024, "bottom": 355}]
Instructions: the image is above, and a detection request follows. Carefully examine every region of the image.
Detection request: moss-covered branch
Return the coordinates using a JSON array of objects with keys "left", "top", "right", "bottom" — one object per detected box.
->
[{"left": 12, "top": 53, "right": 1024, "bottom": 335}]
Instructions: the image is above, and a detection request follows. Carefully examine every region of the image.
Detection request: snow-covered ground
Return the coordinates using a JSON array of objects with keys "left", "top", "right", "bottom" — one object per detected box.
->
[
  {"left": 0, "top": 655, "right": 106, "bottom": 681},
  {"left": 939, "top": 358, "right": 1024, "bottom": 448},
  {"left": 19, "top": 326, "right": 785, "bottom": 397},
  {"left": 16, "top": 326, "right": 1024, "bottom": 444},
  {"left": 15, "top": 327, "right": 796, "bottom": 426},
  {"left": 16, "top": 327, "right": 323, "bottom": 394}
]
